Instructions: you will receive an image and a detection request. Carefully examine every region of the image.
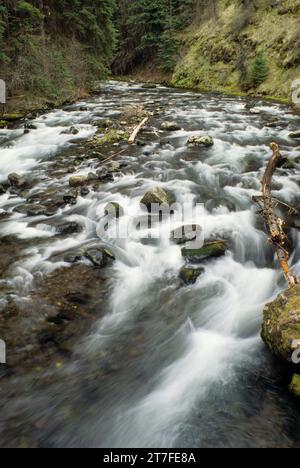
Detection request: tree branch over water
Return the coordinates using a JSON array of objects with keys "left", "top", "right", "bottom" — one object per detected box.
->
[{"left": 253, "top": 143, "right": 299, "bottom": 288}]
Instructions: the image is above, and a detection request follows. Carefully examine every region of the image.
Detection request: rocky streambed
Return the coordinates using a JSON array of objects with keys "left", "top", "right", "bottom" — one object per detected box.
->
[{"left": 1, "top": 81, "right": 300, "bottom": 448}]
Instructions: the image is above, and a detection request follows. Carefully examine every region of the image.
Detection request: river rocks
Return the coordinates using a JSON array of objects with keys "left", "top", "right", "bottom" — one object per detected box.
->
[
  {"left": 142, "top": 83, "right": 157, "bottom": 89},
  {"left": 61, "top": 126, "right": 79, "bottom": 135},
  {"left": 69, "top": 175, "right": 89, "bottom": 187},
  {"left": 289, "top": 130, "right": 300, "bottom": 139},
  {"left": 171, "top": 225, "right": 202, "bottom": 245},
  {"left": 84, "top": 247, "right": 114, "bottom": 267},
  {"left": 56, "top": 222, "right": 82, "bottom": 236},
  {"left": 96, "top": 167, "right": 114, "bottom": 182},
  {"left": 80, "top": 187, "right": 90, "bottom": 197},
  {"left": 187, "top": 135, "right": 214, "bottom": 147},
  {"left": 104, "top": 202, "right": 124, "bottom": 218},
  {"left": 8, "top": 173, "right": 25, "bottom": 188},
  {"left": 140, "top": 187, "right": 176, "bottom": 210},
  {"left": 289, "top": 374, "right": 300, "bottom": 397},
  {"left": 179, "top": 266, "right": 205, "bottom": 285},
  {"left": 261, "top": 285, "right": 300, "bottom": 363},
  {"left": 63, "top": 189, "right": 78, "bottom": 205},
  {"left": 14, "top": 204, "right": 49, "bottom": 216},
  {"left": 182, "top": 240, "right": 227, "bottom": 263},
  {"left": 160, "top": 122, "right": 181, "bottom": 131}
]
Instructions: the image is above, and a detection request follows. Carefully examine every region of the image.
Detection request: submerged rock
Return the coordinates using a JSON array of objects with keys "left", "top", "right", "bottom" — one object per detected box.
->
[
  {"left": 182, "top": 240, "right": 227, "bottom": 263},
  {"left": 289, "top": 130, "right": 300, "bottom": 139},
  {"left": 84, "top": 247, "right": 115, "bottom": 268},
  {"left": 56, "top": 222, "right": 82, "bottom": 236},
  {"left": 160, "top": 122, "right": 181, "bottom": 131},
  {"left": 187, "top": 135, "right": 214, "bottom": 147},
  {"left": 179, "top": 266, "right": 204, "bottom": 285},
  {"left": 140, "top": 187, "right": 176, "bottom": 210},
  {"left": 261, "top": 285, "right": 300, "bottom": 363},
  {"left": 61, "top": 126, "right": 79, "bottom": 135},
  {"left": 142, "top": 83, "right": 157, "bottom": 89},
  {"left": 289, "top": 374, "right": 300, "bottom": 397},
  {"left": 14, "top": 204, "right": 48, "bottom": 216}
]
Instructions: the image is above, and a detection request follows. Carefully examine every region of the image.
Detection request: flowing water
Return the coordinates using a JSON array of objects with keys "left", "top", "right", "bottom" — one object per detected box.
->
[{"left": 1, "top": 81, "right": 300, "bottom": 448}]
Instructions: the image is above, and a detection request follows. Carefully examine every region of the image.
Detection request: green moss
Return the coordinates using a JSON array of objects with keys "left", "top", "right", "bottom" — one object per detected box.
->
[
  {"left": 0, "top": 121, "right": 7, "bottom": 128},
  {"left": 262, "top": 285, "right": 300, "bottom": 361},
  {"left": 93, "top": 129, "right": 130, "bottom": 146},
  {"left": 182, "top": 241, "right": 227, "bottom": 262},
  {"left": 289, "top": 374, "right": 300, "bottom": 397},
  {"left": 2, "top": 113, "right": 25, "bottom": 121},
  {"left": 179, "top": 266, "right": 204, "bottom": 285}
]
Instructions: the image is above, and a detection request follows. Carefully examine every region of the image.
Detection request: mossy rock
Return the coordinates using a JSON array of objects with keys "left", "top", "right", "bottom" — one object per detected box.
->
[
  {"left": 282, "top": 159, "right": 296, "bottom": 170},
  {"left": 92, "top": 129, "right": 129, "bottom": 146},
  {"left": 289, "top": 374, "right": 300, "bottom": 397},
  {"left": 161, "top": 121, "right": 181, "bottom": 131},
  {"left": 182, "top": 240, "right": 227, "bottom": 263},
  {"left": 187, "top": 135, "right": 214, "bottom": 147},
  {"left": 0, "top": 120, "right": 7, "bottom": 129},
  {"left": 140, "top": 187, "right": 176, "bottom": 210},
  {"left": 179, "top": 266, "right": 204, "bottom": 285},
  {"left": 261, "top": 285, "right": 300, "bottom": 362}
]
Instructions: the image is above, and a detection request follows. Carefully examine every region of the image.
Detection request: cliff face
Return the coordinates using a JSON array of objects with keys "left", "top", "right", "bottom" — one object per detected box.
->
[{"left": 172, "top": 0, "right": 300, "bottom": 101}]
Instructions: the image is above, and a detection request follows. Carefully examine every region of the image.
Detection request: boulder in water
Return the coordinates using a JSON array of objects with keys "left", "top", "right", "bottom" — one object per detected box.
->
[
  {"left": 142, "top": 83, "right": 157, "bottom": 89},
  {"left": 187, "top": 135, "right": 214, "bottom": 147},
  {"left": 261, "top": 285, "right": 300, "bottom": 363},
  {"left": 182, "top": 240, "right": 227, "bottom": 263},
  {"left": 140, "top": 187, "right": 176, "bottom": 210},
  {"left": 61, "top": 126, "right": 79, "bottom": 135},
  {"left": 69, "top": 175, "right": 89, "bottom": 187},
  {"left": 8, "top": 173, "right": 25, "bottom": 188},
  {"left": 179, "top": 266, "right": 204, "bottom": 285},
  {"left": 160, "top": 122, "right": 181, "bottom": 131}
]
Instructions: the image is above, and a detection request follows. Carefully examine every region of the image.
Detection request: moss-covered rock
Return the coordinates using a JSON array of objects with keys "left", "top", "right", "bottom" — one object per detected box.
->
[
  {"left": 92, "top": 129, "right": 129, "bottom": 146},
  {"left": 0, "top": 121, "right": 7, "bottom": 129},
  {"left": 161, "top": 121, "right": 181, "bottom": 131},
  {"left": 179, "top": 266, "right": 204, "bottom": 285},
  {"left": 261, "top": 285, "right": 300, "bottom": 362},
  {"left": 187, "top": 135, "right": 214, "bottom": 147},
  {"left": 289, "top": 374, "right": 300, "bottom": 397},
  {"left": 182, "top": 240, "right": 227, "bottom": 263},
  {"left": 140, "top": 187, "right": 176, "bottom": 210},
  {"left": 289, "top": 130, "right": 300, "bottom": 139},
  {"left": 69, "top": 175, "right": 89, "bottom": 187},
  {"left": 1, "top": 113, "right": 25, "bottom": 122}
]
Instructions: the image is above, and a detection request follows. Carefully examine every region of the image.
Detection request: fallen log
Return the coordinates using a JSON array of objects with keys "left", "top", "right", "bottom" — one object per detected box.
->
[
  {"left": 253, "top": 142, "right": 299, "bottom": 287},
  {"left": 128, "top": 116, "right": 149, "bottom": 144}
]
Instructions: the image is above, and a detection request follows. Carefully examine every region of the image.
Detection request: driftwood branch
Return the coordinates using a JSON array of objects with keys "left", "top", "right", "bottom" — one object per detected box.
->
[
  {"left": 128, "top": 116, "right": 149, "bottom": 144},
  {"left": 253, "top": 142, "right": 299, "bottom": 287}
]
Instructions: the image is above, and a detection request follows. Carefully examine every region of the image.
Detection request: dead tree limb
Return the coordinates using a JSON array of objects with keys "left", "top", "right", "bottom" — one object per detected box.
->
[
  {"left": 253, "top": 142, "right": 299, "bottom": 287},
  {"left": 128, "top": 116, "right": 149, "bottom": 144}
]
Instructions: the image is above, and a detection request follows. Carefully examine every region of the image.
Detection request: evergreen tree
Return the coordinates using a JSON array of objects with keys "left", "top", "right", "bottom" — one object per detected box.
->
[{"left": 249, "top": 52, "right": 269, "bottom": 87}]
